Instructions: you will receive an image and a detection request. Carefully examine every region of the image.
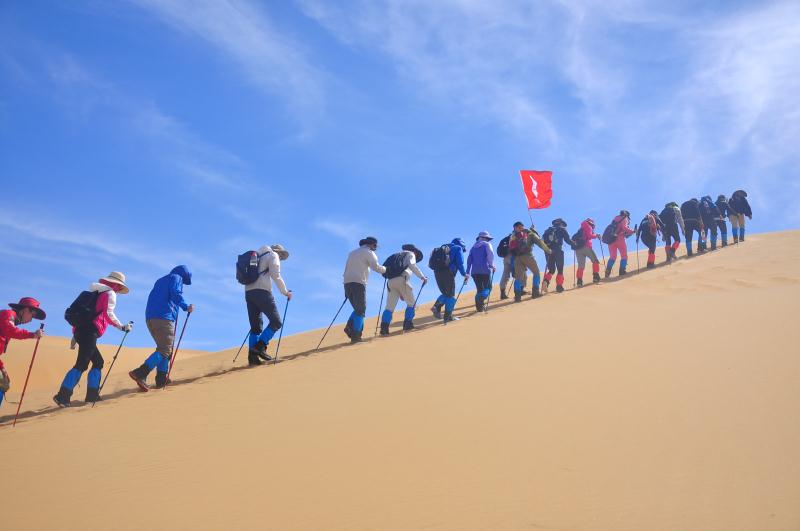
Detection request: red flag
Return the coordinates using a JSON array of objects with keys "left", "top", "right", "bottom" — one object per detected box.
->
[{"left": 519, "top": 170, "right": 553, "bottom": 209}]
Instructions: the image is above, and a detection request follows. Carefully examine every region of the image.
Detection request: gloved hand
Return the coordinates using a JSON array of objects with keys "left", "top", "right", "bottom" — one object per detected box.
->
[{"left": 122, "top": 322, "right": 134, "bottom": 333}]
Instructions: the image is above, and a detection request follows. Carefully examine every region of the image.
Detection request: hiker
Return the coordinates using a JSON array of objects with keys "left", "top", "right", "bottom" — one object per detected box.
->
[
  {"left": 714, "top": 195, "right": 731, "bottom": 247},
  {"left": 343, "top": 237, "right": 386, "bottom": 343},
  {"left": 728, "top": 190, "right": 752, "bottom": 242},
  {"left": 239, "top": 245, "right": 292, "bottom": 365},
  {"left": 541, "top": 218, "right": 576, "bottom": 293},
  {"left": 659, "top": 202, "right": 684, "bottom": 261},
  {"left": 496, "top": 234, "right": 513, "bottom": 300},
  {"left": 466, "top": 231, "right": 496, "bottom": 311},
  {"left": 699, "top": 196, "right": 723, "bottom": 250},
  {"left": 380, "top": 244, "right": 427, "bottom": 335},
  {"left": 0, "top": 298, "right": 45, "bottom": 407},
  {"left": 603, "top": 210, "right": 636, "bottom": 277},
  {"left": 429, "top": 238, "right": 468, "bottom": 323},
  {"left": 129, "top": 266, "right": 195, "bottom": 390},
  {"left": 636, "top": 211, "right": 665, "bottom": 269},
  {"left": 680, "top": 198, "right": 704, "bottom": 256},
  {"left": 54, "top": 272, "right": 132, "bottom": 407},
  {"left": 508, "top": 222, "right": 551, "bottom": 302},
  {"left": 573, "top": 218, "right": 602, "bottom": 286}
]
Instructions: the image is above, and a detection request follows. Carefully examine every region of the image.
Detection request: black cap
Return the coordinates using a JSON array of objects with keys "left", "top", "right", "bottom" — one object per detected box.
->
[
  {"left": 513, "top": 221, "right": 524, "bottom": 228},
  {"left": 359, "top": 236, "right": 378, "bottom": 247}
]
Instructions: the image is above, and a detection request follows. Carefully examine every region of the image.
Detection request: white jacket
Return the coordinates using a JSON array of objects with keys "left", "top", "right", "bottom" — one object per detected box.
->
[
  {"left": 245, "top": 245, "right": 289, "bottom": 296},
  {"left": 399, "top": 250, "right": 425, "bottom": 281},
  {"left": 343, "top": 245, "right": 386, "bottom": 285}
]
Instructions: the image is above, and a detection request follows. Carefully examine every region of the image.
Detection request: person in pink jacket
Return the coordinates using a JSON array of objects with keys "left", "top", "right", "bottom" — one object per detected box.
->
[
  {"left": 605, "top": 210, "right": 636, "bottom": 277},
  {"left": 54, "top": 272, "right": 132, "bottom": 407}
]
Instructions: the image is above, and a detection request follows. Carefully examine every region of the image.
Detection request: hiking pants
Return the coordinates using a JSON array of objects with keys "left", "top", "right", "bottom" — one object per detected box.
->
[
  {"left": 472, "top": 273, "right": 491, "bottom": 307},
  {"left": 433, "top": 269, "right": 457, "bottom": 313},
  {"left": 344, "top": 282, "right": 367, "bottom": 336},
  {"left": 641, "top": 233, "right": 657, "bottom": 266},
  {"left": 246, "top": 288, "right": 282, "bottom": 348},
  {"left": 729, "top": 214, "right": 746, "bottom": 241},
  {"left": 545, "top": 249, "right": 565, "bottom": 276},
  {"left": 684, "top": 219, "right": 703, "bottom": 254},
  {"left": 147, "top": 318, "right": 175, "bottom": 358},
  {"left": 575, "top": 246, "right": 600, "bottom": 280},
  {"left": 513, "top": 253, "right": 540, "bottom": 293},
  {"left": 385, "top": 274, "right": 415, "bottom": 312},
  {"left": 663, "top": 222, "right": 681, "bottom": 251},
  {"left": 606, "top": 237, "right": 629, "bottom": 274},
  {"left": 702, "top": 217, "right": 718, "bottom": 248},
  {"left": 58, "top": 326, "right": 104, "bottom": 398},
  {"left": 716, "top": 219, "right": 728, "bottom": 245},
  {"left": 499, "top": 255, "right": 513, "bottom": 292}
]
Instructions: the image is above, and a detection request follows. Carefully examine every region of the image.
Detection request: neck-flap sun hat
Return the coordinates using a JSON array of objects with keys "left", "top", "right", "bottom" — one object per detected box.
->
[
  {"left": 8, "top": 297, "right": 46, "bottom": 320},
  {"left": 100, "top": 271, "right": 129, "bottom": 294}
]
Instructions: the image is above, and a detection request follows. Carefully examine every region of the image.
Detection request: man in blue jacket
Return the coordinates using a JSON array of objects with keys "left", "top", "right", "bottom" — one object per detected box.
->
[
  {"left": 430, "top": 238, "right": 469, "bottom": 323},
  {"left": 129, "top": 265, "right": 194, "bottom": 391}
]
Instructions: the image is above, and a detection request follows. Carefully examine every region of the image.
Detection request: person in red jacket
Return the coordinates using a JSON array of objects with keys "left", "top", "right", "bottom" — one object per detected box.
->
[
  {"left": 0, "top": 297, "right": 46, "bottom": 407},
  {"left": 574, "top": 219, "right": 602, "bottom": 286},
  {"left": 605, "top": 210, "right": 636, "bottom": 277},
  {"left": 54, "top": 272, "right": 132, "bottom": 407}
]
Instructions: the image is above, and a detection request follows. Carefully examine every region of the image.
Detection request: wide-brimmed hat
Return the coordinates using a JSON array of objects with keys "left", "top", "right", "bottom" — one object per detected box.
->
[
  {"left": 8, "top": 297, "right": 46, "bottom": 320},
  {"left": 100, "top": 271, "right": 129, "bottom": 294},
  {"left": 271, "top": 244, "right": 289, "bottom": 260},
  {"left": 585, "top": 218, "right": 596, "bottom": 228},
  {"left": 477, "top": 231, "right": 493, "bottom": 241},
  {"left": 551, "top": 218, "right": 566, "bottom": 227},
  {"left": 620, "top": 210, "right": 631, "bottom": 218},
  {"left": 402, "top": 244, "right": 423, "bottom": 263}
]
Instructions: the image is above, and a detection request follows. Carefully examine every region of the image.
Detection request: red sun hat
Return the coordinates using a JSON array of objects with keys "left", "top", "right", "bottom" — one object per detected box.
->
[{"left": 8, "top": 297, "right": 46, "bottom": 320}]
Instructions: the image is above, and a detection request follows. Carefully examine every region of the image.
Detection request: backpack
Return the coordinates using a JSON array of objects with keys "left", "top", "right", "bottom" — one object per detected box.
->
[
  {"left": 543, "top": 227, "right": 559, "bottom": 247},
  {"left": 660, "top": 206, "right": 675, "bottom": 224},
  {"left": 571, "top": 229, "right": 586, "bottom": 248},
  {"left": 428, "top": 245, "right": 451, "bottom": 271},
  {"left": 383, "top": 252, "right": 412, "bottom": 279},
  {"left": 236, "top": 250, "right": 268, "bottom": 285},
  {"left": 601, "top": 220, "right": 620, "bottom": 244},
  {"left": 646, "top": 213, "right": 659, "bottom": 236},
  {"left": 64, "top": 290, "right": 101, "bottom": 328},
  {"left": 496, "top": 236, "right": 510, "bottom": 258}
]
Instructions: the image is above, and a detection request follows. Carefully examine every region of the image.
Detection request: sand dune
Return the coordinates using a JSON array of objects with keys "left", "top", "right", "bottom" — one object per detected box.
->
[{"left": 1, "top": 231, "right": 799, "bottom": 530}]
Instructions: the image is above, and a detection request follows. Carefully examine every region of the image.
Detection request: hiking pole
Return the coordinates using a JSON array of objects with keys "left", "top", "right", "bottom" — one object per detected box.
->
[
  {"left": 572, "top": 250, "right": 577, "bottom": 288},
  {"left": 316, "top": 297, "right": 348, "bottom": 350},
  {"left": 232, "top": 329, "right": 250, "bottom": 364},
  {"left": 412, "top": 279, "right": 427, "bottom": 308},
  {"left": 485, "top": 270, "right": 495, "bottom": 312},
  {"left": 454, "top": 277, "right": 468, "bottom": 308},
  {"left": 165, "top": 313, "right": 191, "bottom": 388},
  {"left": 634, "top": 224, "right": 641, "bottom": 273},
  {"left": 93, "top": 321, "right": 132, "bottom": 408},
  {"left": 12, "top": 323, "right": 44, "bottom": 427},
  {"left": 598, "top": 239, "right": 606, "bottom": 269},
  {"left": 374, "top": 279, "right": 387, "bottom": 337},
  {"left": 273, "top": 297, "right": 290, "bottom": 365}
]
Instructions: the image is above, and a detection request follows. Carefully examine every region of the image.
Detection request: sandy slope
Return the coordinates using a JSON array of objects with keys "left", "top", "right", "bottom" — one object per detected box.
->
[{"left": 1, "top": 231, "right": 799, "bottom": 530}]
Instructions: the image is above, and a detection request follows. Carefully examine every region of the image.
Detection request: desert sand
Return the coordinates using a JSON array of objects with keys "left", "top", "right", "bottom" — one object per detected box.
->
[{"left": 1, "top": 231, "right": 798, "bottom": 530}]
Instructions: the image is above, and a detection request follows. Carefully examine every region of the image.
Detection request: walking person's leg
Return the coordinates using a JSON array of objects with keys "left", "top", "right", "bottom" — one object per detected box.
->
[
  {"left": 84, "top": 347, "right": 105, "bottom": 402},
  {"left": 618, "top": 239, "right": 629, "bottom": 275},
  {"left": 380, "top": 278, "right": 402, "bottom": 335},
  {"left": 575, "top": 248, "right": 588, "bottom": 286},
  {"left": 513, "top": 256, "right": 528, "bottom": 302},
  {"left": 344, "top": 283, "right": 367, "bottom": 342},
  {"left": 130, "top": 319, "right": 175, "bottom": 389},
  {"left": 606, "top": 241, "right": 619, "bottom": 277},
  {"left": 54, "top": 327, "right": 97, "bottom": 406}
]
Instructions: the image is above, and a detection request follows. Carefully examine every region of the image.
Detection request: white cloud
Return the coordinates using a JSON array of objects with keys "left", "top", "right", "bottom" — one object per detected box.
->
[{"left": 313, "top": 219, "right": 366, "bottom": 245}]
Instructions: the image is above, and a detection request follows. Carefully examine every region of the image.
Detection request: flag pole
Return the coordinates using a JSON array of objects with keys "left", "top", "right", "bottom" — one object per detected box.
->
[{"left": 518, "top": 174, "right": 535, "bottom": 226}]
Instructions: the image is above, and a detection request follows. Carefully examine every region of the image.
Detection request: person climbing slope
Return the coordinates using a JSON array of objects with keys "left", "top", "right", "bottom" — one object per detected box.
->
[
  {"left": 508, "top": 222, "right": 551, "bottom": 302},
  {"left": 659, "top": 202, "right": 684, "bottom": 261},
  {"left": 343, "top": 237, "right": 386, "bottom": 343},
  {"left": 0, "top": 298, "right": 45, "bottom": 407},
  {"left": 573, "top": 218, "right": 602, "bottom": 286},
  {"left": 680, "top": 198, "right": 704, "bottom": 256},
  {"left": 603, "top": 210, "right": 635, "bottom": 278},
  {"left": 699, "top": 196, "right": 723, "bottom": 250},
  {"left": 714, "top": 195, "right": 731, "bottom": 247},
  {"left": 728, "top": 190, "right": 752, "bottom": 242},
  {"left": 429, "top": 238, "right": 468, "bottom": 323},
  {"left": 466, "top": 231, "right": 496, "bottom": 311},
  {"left": 636, "top": 211, "right": 665, "bottom": 269},
  {"left": 541, "top": 218, "right": 576, "bottom": 293},
  {"left": 380, "top": 245, "right": 427, "bottom": 335}
]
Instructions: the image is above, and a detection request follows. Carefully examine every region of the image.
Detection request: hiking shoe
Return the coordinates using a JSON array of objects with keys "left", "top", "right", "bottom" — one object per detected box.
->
[
  {"left": 256, "top": 350, "right": 273, "bottom": 362},
  {"left": 430, "top": 306, "right": 442, "bottom": 319},
  {"left": 499, "top": 291, "right": 508, "bottom": 300},
  {"left": 592, "top": 272, "right": 601, "bottom": 283},
  {"left": 514, "top": 293, "right": 522, "bottom": 303},
  {"left": 443, "top": 313, "right": 458, "bottom": 323},
  {"left": 531, "top": 287, "right": 541, "bottom": 299},
  {"left": 402, "top": 320, "right": 414, "bottom": 331},
  {"left": 541, "top": 280, "right": 549, "bottom": 294},
  {"left": 646, "top": 263, "right": 655, "bottom": 269},
  {"left": 577, "top": 278, "right": 584, "bottom": 287},
  {"left": 53, "top": 392, "right": 71, "bottom": 408},
  {"left": 85, "top": 388, "right": 101, "bottom": 403},
  {"left": 556, "top": 285, "right": 564, "bottom": 293},
  {"left": 129, "top": 370, "right": 150, "bottom": 392},
  {"left": 380, "top": 322, "right": 390, "bottom": 336},
  {"left": 248, "top": 352, "right": 265, "bottom": 366},
  {"left": 343, "top": 322, "right": 353, "bottom": 339},
  {"left": 619, "top": 267, "right": 627, "bottom": 276},
  {"left": 350, "top": 337, "right": 363, "bottom": 344},
  {"left": 604, "top": 269, "right": 611, "bottom": 279}
]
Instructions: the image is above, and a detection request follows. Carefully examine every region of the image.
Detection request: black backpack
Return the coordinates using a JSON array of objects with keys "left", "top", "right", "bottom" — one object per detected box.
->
[
  {"left": 601, "top": 220, "right": 619, "bottom": 244},
  {"left": 571, "top": 229, "right": 586, "bottom": 248},
  {"left": 236, "top": 250, "right": 268, "bottom": 285},
  {"left": 660, "top": 206, "right": 675, "bottom": 224},
  {"left": 543, "top": 227, "right": 559, "bottom": 247},
  {"left": 496, "top": 236, "right": 511, "bottom": 258},
  {"left": 428, "top": 245, "right": 451, "bottom": 271},
  {"left": 383, "top": 252, "right": 412, "bottom": 279},
  {"left": 64, "top": 290, "right": 101, "bottom": 328}
]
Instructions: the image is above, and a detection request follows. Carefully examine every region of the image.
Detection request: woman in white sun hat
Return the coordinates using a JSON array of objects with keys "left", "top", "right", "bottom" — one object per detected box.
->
[{"left": 54, "top": 271, "right": 133, "bottom": 407}]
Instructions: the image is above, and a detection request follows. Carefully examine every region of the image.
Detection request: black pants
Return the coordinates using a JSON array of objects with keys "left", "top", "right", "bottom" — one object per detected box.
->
[
  {"left": 434, "top": 268, "right": 455, "bottom": 298},
  {"left": 702, "top": 217, "right": 718, "bottom": 241},
  {"left": 73, "top": 326, "right": 104, "bottom": 371},
  {"left": 473, "top": 273, "right": 491, "bottom": 292},
  {"left": 663, "top": 222, "right": 681, "bottom": 247},
  {"left": 344, "top": 282, "right": 367, "bottom": 316},
  {"left": 546, "top": 249, "right": 565, "bottom": 275},
  {"left": 685, "top": 219, "right": 703, "bottom": 251},
  {"left": 641, "top": 233, "right": 657, "bottom": 253},
  {"left": 245, "top": 289, "right": 282, "bottom": 334}
]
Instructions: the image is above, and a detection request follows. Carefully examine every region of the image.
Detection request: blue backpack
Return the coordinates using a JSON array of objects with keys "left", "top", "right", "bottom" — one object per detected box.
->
[{"left": 236, "top": 250, "right": 268, "bottom": 285}]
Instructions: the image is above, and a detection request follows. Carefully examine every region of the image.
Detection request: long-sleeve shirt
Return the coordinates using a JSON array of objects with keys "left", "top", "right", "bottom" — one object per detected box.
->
[
  {"left": 509, "top": 228, "right": 551, "bottom": 256},
  {"left": 448, "top": 244, "right": 467, "bottom": 276},
  {"left": 579, "top": 220, "right": 598, "bottom": 249},
  {"left": 343, "top": 245, "right": 386, "bottom": 285},
  {"left": 0, "top": 309, "right": 35, "bottom": 369},
  {"left": 79, "top": 283, "right": 123, "bottom": 337},
  {"left": 466, "top": 240, "right": 495, "bottom": 275},
  {"left": 146, "top": 266, "right": 191, "bottom": 321},
  {"left": 400, "top": 251, "right": 426, "bottom": 280},
  {"left": 245, "top": 245, "right": 289, "bottom": 296}
]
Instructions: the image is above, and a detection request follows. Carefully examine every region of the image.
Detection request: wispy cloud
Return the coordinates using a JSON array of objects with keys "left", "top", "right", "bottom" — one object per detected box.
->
[
  {"left": 131, "top": 0, "right": 326, "bottom": 119},
  {"left": 313, "top": 219, "right": 366, "bottom": 246}
]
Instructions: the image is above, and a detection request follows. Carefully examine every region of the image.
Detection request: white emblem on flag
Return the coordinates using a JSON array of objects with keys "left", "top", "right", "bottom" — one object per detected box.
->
[{"left": 529, "top": 175, "right": 539, "bottom": 198}]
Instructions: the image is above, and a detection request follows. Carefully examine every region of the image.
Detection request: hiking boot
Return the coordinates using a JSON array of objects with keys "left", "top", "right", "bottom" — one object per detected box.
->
[
  {"left": 443, "top": 311, "right": 458, "bottom": 323},
  {"left": 556, "top": 285, "right": 564, "bottom": 293},
  {"left": 514, "top": 293, "right": 522, "bottom": 303},
  {"left": 129, "top": 366, "right": 150, "bottom": 392},
  {"left": 646, "top": 263, "right": 655, "bottom": 269},
  {"left": 431, "top": 305, "right": 442, "bottom": 319},
  {"left": 604, "top": 268, "right": 611, "bottom": 279},
  {"left": 576, "top": 278, "right": 584, "bottom": 287},
  {"left": 619, "top": 267, "right": 627, "bottom": 276},
  {"left": 499, "top": 289, "right": 508, "bottom": 300},
  {"left": 475, "top": 299, "right": 485, "bottom": 312},
  {"left": 53, "top": 388, "right": 72, "bottom": 408},
  {"left": 531, "top": 287, "right": 541, "bottom": 299},
  {"left": 350, "top": 336, "right": 363, "bottom": 344},
  {"left": 248, "top": 351, "right": 265, "bottom": 366},
  {"left": 154, "top": 371, "right": 171, "bottom": 389},
  {"left": 402, "top": 320, "right": 414, "bottom": 331},
  {"left": 85, "top": 388, "right": 101, "bottom": 403},
  {"left": 592, "top": 272, "right": 601, "bottom": 283},
  {"left": 541, "top": 280, "right": 549, "bottom": 294},
  {"left": 343, "top": 321, "right": 353, "bottom": 339},
  {"left": 380, "top": 322, "right": 390, "bottom": 336}
]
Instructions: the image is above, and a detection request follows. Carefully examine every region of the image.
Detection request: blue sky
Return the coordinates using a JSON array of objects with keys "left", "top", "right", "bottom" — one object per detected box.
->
[{"left": 1, "top": 0, "right": 798, "bottom": 350}]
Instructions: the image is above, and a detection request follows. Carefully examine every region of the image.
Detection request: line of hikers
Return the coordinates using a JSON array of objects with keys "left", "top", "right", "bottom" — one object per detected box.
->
[{"left": 0, "top": 190, "right": 751, "bottom": 409}]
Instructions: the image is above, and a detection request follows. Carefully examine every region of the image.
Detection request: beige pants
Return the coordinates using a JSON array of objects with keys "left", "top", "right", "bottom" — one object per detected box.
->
[
  {"left": 147, "top": 318, "right": 176, "bottom": 358},
  {"left": 513, "top": 254, "right": 540, "bottom": 288},
  {"left": 575, "top": 246, "right": 600, "bottom": 270},
  {"left": 386, "top": 274, "right": 415, "bottom": 311},
  {"left": 729, "top": 213, "right": 745, "bottom": 229}
]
